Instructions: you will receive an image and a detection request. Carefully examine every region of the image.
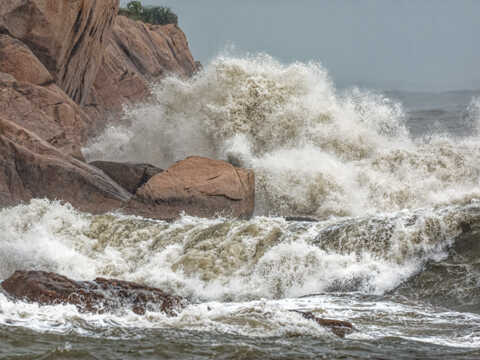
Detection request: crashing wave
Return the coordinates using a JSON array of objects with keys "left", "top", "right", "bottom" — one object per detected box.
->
[{"left": 84, "top": 54, "right": 480, "bottom": 218}]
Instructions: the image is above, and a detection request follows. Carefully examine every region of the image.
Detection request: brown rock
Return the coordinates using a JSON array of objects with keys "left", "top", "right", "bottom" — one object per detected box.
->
[
  {"left": 293, "top": 310, "right": 354, "bottom": 338},
  {"left": 0, "top": 70, "right": 92, "bottom": 157},
  {"left": 154, "top": 23, "right": 200, "bottom": 76},
  {"left": 0, "top": 34, "right": 53, "bottom": 86},
  {"left": 0, "top": 117, "right": 131, "bottom": 213},
  {"left": 0, "top": 0, "right": 118, "bottom": 104},
  {"left": 90, "top": 161, "right": 163, "bottom": 194},
  {"left": 135, "top": 156, "right": 255, "bottom": 219},
  {"left": 2, "top": 270, "right": 185, "bottom": 316},
  {"left": 84, "top": 15, "right": 199, "bottom": 120}
]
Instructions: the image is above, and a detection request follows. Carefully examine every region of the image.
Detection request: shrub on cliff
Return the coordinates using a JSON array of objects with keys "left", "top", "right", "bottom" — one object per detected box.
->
[
  {"left": 119, "top": 1, "right": 178, "bottom": 25},
  {"left": 126, "top": 0, "right": 143, "bottom": 20},
  {"left": 143, "top": 6, "right": 178, "bottom": 25}
]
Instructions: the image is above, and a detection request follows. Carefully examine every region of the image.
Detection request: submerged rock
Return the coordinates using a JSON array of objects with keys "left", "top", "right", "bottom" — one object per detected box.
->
[
  {"left": 292, "top": 310, "right": 354, "bottom": 338},
  {"left": 90, "top": 161, "right": 163, "bottom": 194},
  {"left": 135, "top": 156, "right": 255, "bottom": 219},
  {"left": 1, "top": 271, "right": 185, "bottom": 316}
]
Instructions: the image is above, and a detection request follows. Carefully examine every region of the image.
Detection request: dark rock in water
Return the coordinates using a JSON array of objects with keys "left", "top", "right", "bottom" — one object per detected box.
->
[
  {"left": 1, "top": 271, "right": 185, "bottom": 316},
  {"left": 90, "top": 161, "right": 163, "bottom": 194},
  {"left": 292, "top": 310, "right": 354, "bottom": 338}
]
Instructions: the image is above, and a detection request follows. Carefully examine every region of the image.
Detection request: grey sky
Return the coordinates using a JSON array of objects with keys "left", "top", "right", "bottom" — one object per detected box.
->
[{"left": 121, "top": 0, "right": 480, "bottom": 91}]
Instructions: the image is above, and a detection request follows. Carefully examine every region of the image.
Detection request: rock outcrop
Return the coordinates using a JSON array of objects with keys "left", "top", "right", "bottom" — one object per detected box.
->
[
  {"left": 135, "top": 156, "right": 255, "bottom": 219},
  {"left": 1, "top": 270, "right": 185, "bottom": 316},
  {"left": 90, "top": 161, "right": 163, "bottom": 194},
  {"left": 0, "top": 120, "right": 254, "bottom": 219},
  {"left": 0, "top": 1, "right": 198, "bottom": 145}
]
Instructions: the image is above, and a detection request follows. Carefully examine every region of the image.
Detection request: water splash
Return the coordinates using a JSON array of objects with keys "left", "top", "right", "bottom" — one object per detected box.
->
[{"left": 84, "top": 55, "right": 480, "bottom": 218}]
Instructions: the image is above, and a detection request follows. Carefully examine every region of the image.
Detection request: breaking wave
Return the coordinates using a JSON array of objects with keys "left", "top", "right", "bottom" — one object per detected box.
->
[
  {"left": 84, "top": 54, "right": 480, "bottom": 218},
  {"left": 1, "top": 199, "right": 479, "bottom": 306}
]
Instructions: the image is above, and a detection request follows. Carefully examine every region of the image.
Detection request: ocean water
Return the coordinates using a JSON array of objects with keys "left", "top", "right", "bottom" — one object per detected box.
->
[{"left": 2, "top": 54, "right": 480, "bottom": 359}]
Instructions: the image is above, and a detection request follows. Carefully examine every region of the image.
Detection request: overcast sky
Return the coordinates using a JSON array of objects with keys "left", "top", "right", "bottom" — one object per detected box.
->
[{"left": 121, "top": 0, "right": 480, "bottom": 91}]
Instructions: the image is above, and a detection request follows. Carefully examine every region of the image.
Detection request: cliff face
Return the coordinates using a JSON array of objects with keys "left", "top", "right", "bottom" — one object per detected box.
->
[
  {"left": 84, "top": 15, "right": 199, "bottom": 122},
  {"left": 0, "top": 0, "right": 119, "bottom": 105},
  {"left": 0, "top": 0, "right": 198, "bottom": 152}
]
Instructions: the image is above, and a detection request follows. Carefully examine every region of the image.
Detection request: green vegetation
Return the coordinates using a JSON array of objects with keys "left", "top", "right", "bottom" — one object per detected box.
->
[{"left": 119, "top": 1, "right": 178, "bottom": 25}]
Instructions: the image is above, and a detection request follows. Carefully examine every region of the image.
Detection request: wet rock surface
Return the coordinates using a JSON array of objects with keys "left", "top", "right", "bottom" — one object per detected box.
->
[
  {"left": 1, "top": 270, "right": 185, "bottom": 316},
  {"left": 0, "top": 119, "right": 254, "bottom": 219}
]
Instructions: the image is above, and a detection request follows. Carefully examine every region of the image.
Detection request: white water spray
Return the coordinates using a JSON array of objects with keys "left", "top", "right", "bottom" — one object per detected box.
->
[{"left": 84, "top": 54, "right": 480, "bottom": 218}]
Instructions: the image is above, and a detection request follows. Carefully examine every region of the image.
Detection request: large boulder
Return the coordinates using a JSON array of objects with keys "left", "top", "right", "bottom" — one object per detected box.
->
[
  {"left": 0, "top": 0, "right": 118, "bottom": 104},
  {"left": 90, "top": 160, "right": 163, "bottom": 194},
  {"left": 84, "top": 15, "right": 200, "bottom": 120},
  {"left": 0, "top": 117, "right": 131, "bottom": 212},
  {"left": 135, "top": 156, "right": 255, "bottom": 219},
  {"left": 1, "top": 270, "right": 185, "bottom": 316}
]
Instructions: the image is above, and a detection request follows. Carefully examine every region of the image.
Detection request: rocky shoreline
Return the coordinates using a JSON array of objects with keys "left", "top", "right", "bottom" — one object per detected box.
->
[
  {"left": 0, "top": 1, "right": 353, "bottom": 336},
  {"left": 0, "top": 0, "right": 253, "bottom": 221}
]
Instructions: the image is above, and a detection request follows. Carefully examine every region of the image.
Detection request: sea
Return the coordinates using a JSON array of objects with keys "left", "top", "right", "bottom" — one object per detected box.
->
[{"left": 1, "top": 54, "right": 480, "bottom": 359}]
